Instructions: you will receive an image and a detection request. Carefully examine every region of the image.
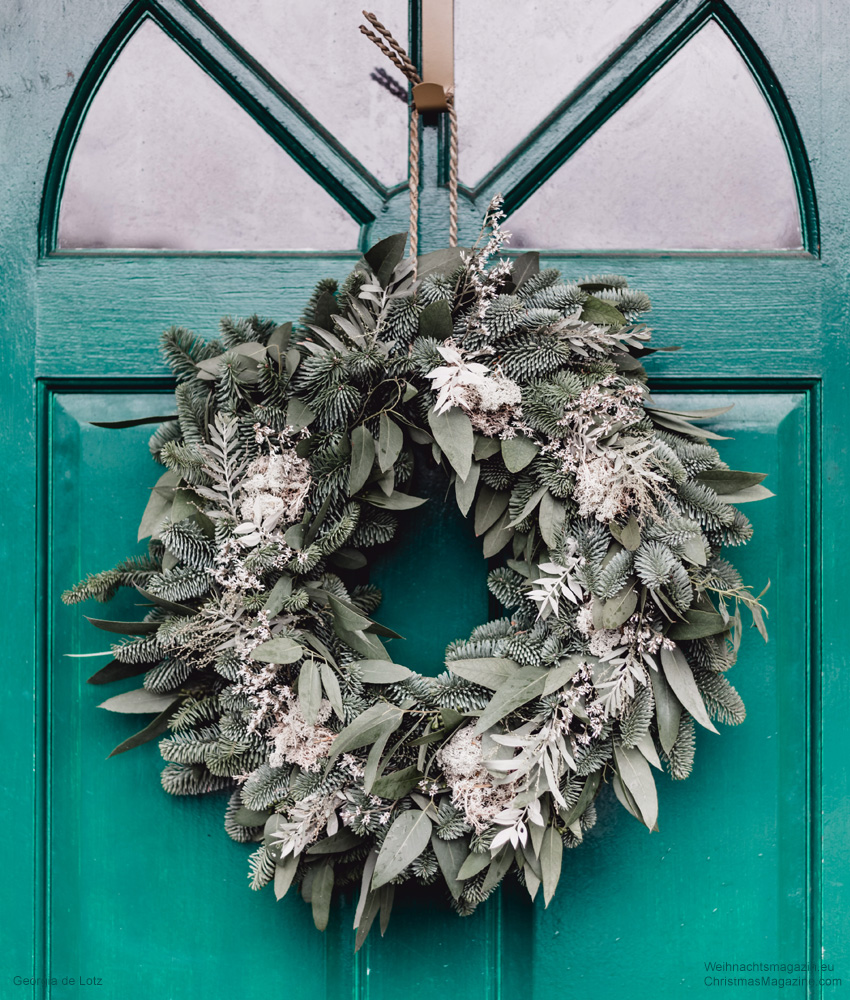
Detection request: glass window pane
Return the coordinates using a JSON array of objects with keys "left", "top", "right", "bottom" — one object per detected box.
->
[
  {"left": 455, "top": 0, "right": 660, "bottom": 185},
  {"left": 506, "top": 21, "right": 802, "bottom": 251},
  {"left": 58, "top": 21, "right": 360, "bottom": 251},
  {"left": 200, "top": 0, "right": 409, "bottom": 186}
]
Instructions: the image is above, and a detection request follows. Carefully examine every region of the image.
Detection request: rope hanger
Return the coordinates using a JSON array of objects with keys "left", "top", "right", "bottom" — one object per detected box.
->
[{"left": 359, "top": 10, "right": 459, "bottom": 268}]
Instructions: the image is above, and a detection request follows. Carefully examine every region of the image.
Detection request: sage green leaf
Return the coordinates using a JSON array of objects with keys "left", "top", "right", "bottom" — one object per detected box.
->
[
  {"left": 636, "top": 730, "right": 662, "bottom": 770},
  {"left": 481, "top": 847, "right": 514, "bottom": 893},
  {"left": 98, "top": 689, "right": 177, "bottom": 714},
  {"left": 233, "top": 805, "right": 271, "bottom": 826},
  {"left": 560, "top": 769, "right": 602, "bottom": 827},
  {"left": 543, "top": 655, "right": 585, "bottom": 694},
  {"left": 378, "top": 884, "right": 395, "bottom": 936},
  {"left": 134, "top": 586, "right": 195, "bottom": 617},
  {"left": 418, "top": 299, "right": 453, "bottom": 339},
  {"left": 328, "top": 702, "right": 405, "bottom": 764},
  {"left": 538, "top": 491, "right": 567, "bottom": 549},
  {"left": 611, "top": 771, "right": 645, "bottom": 825},
  {"left": 307, "top": 830, "right": 365, "bottom": 855},
  {"left": 472, "top": 670, "right": 549, "bottom": 735},
  {"left": 509, "top": 251, "right": 539, "bottom": 292},
  {"left": 694, "top": 469, "right": 767, "bottom": 494},
  {"left": 646, "top": 403, "right": 734, "bottom": 420},
  {"left": 614, "top": 742, "right": 658, "bottom": 829},
  {"left": 349, "top": 424, "right": 376, "bottom": 495},
  {"left": 473, "top": 435, "right": 501, "bottom": 460},
  {"left": 251, "top": 636, "right": 304, "bottom": 664},
  {"left": 507, "top": 483, "right": 547, "bottom": 528},
  {"left": 455, "top": 459, "right": 480, "bottom": 517},
  {"left": 580, "top": 295, "right": 626, "bottom": 327},
  {"left": 319, "top": 661, "right": 345, "bottom": 721},
  {"left": 86, "top": 659, "right": 147, "bottom": 685},
  {"left": 428, "top": 407, "right": 474, "bottom": 481},
  {"left": 311, "top": 862, "right": 335, "bottom": 931},
  {"left": 365, "top": 232, "right": 408, "bottom": 286},
  {"left": 361, "top": 490, "right": 427, "bottom": 510},
  {"left": 364, "top": 727, "right": 396, "bottom": 792},
  {"left": 372, "top": 765, "right": 423, "bottom": 800},
  {"left": 717, "top": 484, "right": 775, "bottom": 504},
  {"left": 284, "top": 524, "right": 306, "bottom": 549},
  {"left": 457, "top": 851, "right": 492, "bottom": 880},
  {"left": 501, "top": 434, "right": 539, "bottom": 473},
  {"left": 298, "top": 659, "right": 322, "bottom": 725},
  {"left": 649, "top": 665, "right": 682, "bottom": 755},
  {"left": 91, "top": 414, "right": 178, "bottom": 429},
  {"left": 667, "top": 609, "right": 728, "bottom": 640},
  {"left": 137, "top": 469, "right": 179, "bottom": 541},
  {"left": 660, "top": 646, "right": 719, "bottom": 734},
  {"left": 377, "top": 413, "right": 404, "bottom": 473},
  {"left": 85, "top": 616, "right": 159, "bottom": 636},
  {"left": 680, "top": 535, "right": 707, "bottom": 566},
  {"left": 600, "top": 579, "right": 638, "bottom": 628},
  {"left": 328, "top": 593, "right": 371, "bottom": 632},
  {"left": 645, "top": 410, "right": 730, "bottom": 441},
  {"left": 267, "top": 320, "right": 292, "bottom": 354},
  {"left": 106, "top": 699, "right": 181, "bottom": 757},
  {"left": 610, "top": 514, "right": 641, "bottom": 552},
  {"left": 262, "top": 575, "right": 292, "bottom": 616},
  {"left": 273, "top": 853, "right": 299, "bottom": 901},
  {"left": 372, "top": 810, "right": 432, "bottom": 889},
  {"left": 540, "top": 825, "right": 563, "bottom": 907},
  {"left": 334, "top": 625, "right": 390, "bottom": 661},
  {"left": 286, "top": 397, "right": 315, "bottom": 430},
  {"left": 474, "top": 485, "right": 509, "bottom": 536},
  {"left": 416, "top": 245, "right": 467, "bottom": 279},
  {"left": 448, "top": 656, "right": 521, "bottom": 690},
  {"left": 357, "top": 660, "right": 413, "bottom": 683},
  {"left": 430, "top": 832, "right": 468, "bottom": 900},
  {"left": 329, "top": 547, "right": 367, "bottom": 570},
  {"left": 170, "top": 488, "right": 200, "bottom": 524},
  {"left": 482, "top": 509, "right": 515, "bottom": 558}
]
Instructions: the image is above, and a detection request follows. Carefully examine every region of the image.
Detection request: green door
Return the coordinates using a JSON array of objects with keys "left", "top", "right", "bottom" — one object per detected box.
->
[{"left": 4, "top": 1, "right": 846, "bottom": 997}]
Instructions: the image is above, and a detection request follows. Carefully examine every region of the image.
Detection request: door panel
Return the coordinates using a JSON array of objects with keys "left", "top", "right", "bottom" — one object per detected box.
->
[{"left": 48, "top": 387, "right": 812, "bottom": 998}]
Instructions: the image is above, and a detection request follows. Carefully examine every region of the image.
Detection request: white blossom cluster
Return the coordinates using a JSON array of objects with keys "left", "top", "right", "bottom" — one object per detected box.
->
[
  {"left": 269, "top": 698, "right": 336, "bottom": 772},
  {"left": 436, "top": 726, "right": 519, "bottom": 832}
]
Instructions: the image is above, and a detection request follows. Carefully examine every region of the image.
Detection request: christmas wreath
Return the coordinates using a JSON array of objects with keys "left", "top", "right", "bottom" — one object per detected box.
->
[{"left": 64, "top": 202, "right": 769, "bottom": 947}]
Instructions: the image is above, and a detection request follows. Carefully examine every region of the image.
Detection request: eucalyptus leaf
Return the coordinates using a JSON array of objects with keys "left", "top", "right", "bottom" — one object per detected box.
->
[
  {"left": 274, "top": 853, "right": 300, "bottom": 901},
  {"left": 428, "top": 407, "right": 474, "bottom": 481},
  {"left": 580, "top": 295, "right": 626, "bottom": 327},
  {"left": 319, "top": 662, "right": 345, "bottom": 721},
  {"left": 137, "top": 469, "right": 179, "bottom": 542},
  {"left": 455, "top": 459, "right": 480, "bottom": 518},
  {"left": 430, "top": 833, "right": 468, "bottom": 900},
  {"left": 286, "top": 398, "right": 315, "bottom": 431},
  {"left": 538, "top": 491, "right": 567, "bottom": 549},
  {"left": 482, "top": 509, "right": 515, "bottom": 559},
  {"left": 372, "top": 810, "right": 432, "bottom": 889},
  {"left": 473, "top": 435, "right": 501, "bottom": 460},
  {"left": 98, "top": 689, "right": 177, "bottom": 714},
  {"left": 660, "top": 645, "right": 719, "bottom": 733},
  {"left": 106, "top": 699, "right": 181, "bottom": 757},
  {"left": 361, "top": 491, "right": 427, "bottom": 510},
  {"left": 365, "top": 232, "right": 408, "bottom": 286},
  {"left": 377, "top": 413, "right": 404, "bottom": 473},
  {"left": 357, "top": 660, "right": 413, "bottom": 683},
  {"left": 447, "top": 656, "right": 520, "bottom": 691},
  {"left": 349, "top": 424, "right": 376, "bottom": 495},
  {"left": 85, "top": 616, "right": 159, "bottom": 636},
  {"left": 507, "top": 484, "right": 547, "bottom": 528},
  {"left": 474, "top": 485, "right": 509, "bottom": 536},
  {"left": 540, "top": 825, "right": 563, "bottom": 907},
  {"left": 501, "top": 434, "right": 539, "bottom": 473},
  {"left": 298, "top": 659, "right": 322, "bottom": 725},
  {"left": 472, "top": 669, "right": 549, "bottom": 735},
  {"left": 250, "top": 636, "right": 304, "bottom": 664},
  {"left": 327, "top": 703, "right": 405, "bottom": 765},
  {"left": 614, "top": 742, "right": 658, "bottom": 829},
  {"left": 307, "top": 830, "right": 365, "bottom": 855},
  {"left": 667, "top": 609, "right": 729, "bottom": 640},
  {"left": 694, "top": 469, "right": 767, "bottom": 494},
  {"left": 371, "top": 765, "right": 423, "bottom": 799},
  {"left": 263, "top": 575, "right": 293, "bottom": 616},
  {"left": 609, "top": 514, "right": 641, "bottom": 552},
  {"left": 600, "top": 580, "right": 638, "bottom": 629},
  {"left": 418, "top": 299, "right": 453, "bottom": 339},
  {"left": 86, "top": 659, "right": 147, "bottom": 685},
  {"left": 311, "top": 862, "right": 335, "bottom": 931},
  {"left": 649, "top": 665, "right": 682, "bottom": 755},
  {"left": 457, "top": 851, "right": 492, "bottom": 880},
  {"left": 717, "top": 484, "right": 775, "bottom": 504}
]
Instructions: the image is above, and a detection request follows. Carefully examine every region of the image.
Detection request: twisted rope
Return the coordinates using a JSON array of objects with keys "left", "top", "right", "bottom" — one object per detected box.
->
[{"left": 360, "top": 10, "right": 459, "bottom": 272}]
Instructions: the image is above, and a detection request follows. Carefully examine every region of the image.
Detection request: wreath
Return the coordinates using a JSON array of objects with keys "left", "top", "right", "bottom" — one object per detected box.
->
[{"left": 64, "top": 202, "right": 770, "bottom": 947}]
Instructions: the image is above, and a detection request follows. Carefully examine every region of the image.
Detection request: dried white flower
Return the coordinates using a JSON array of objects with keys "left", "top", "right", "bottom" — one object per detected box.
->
[{"left": 436, "top": 726, "right": 518, "bottom": 832}]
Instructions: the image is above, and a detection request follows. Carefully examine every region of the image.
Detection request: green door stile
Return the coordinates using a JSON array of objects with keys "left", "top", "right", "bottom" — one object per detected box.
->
[{"left": 3, "top": 1, "right": 848, "bottom": 998}]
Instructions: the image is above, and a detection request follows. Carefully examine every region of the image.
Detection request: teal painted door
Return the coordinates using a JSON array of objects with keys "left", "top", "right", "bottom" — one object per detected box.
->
[{"left": 3, "top": 2, "right": 847, "bottom": 999}]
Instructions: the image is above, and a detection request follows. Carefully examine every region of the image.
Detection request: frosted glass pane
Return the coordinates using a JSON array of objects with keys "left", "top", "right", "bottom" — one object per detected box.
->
[
  {"left": 455, "top": 0, "right": 659, "bottom": 184},
  {"left": 58, "top": 21, "right": 360, "bottom": 251},
  {"left": 507, "top": 22, "right": 802, "bottom": 251},
  {"left": 200, "top": 0, "right": 409, "bottom": 186}
]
